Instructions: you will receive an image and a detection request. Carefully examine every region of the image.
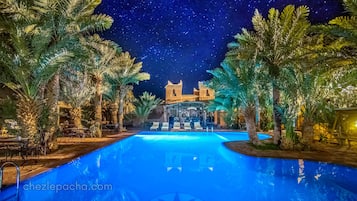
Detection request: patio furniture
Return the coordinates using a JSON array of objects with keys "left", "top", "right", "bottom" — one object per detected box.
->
[
  {"left": 172, "top": 122, "right": 181, "bottom": 130},
  {"left": 102, "top": 124, "right": 116, "bottom": 130},
  {"left": 150, "top": 122, "right": 160, "bottom": 131},
  {"left": 193, "top": 122, "right": 203, "bottom": 130},
  {"left": 184, "top": 122, "right": 191, "bottom": 131},
  {"left": 331, "top": 108, "right": 357, "bottom": 148},
  {"left": 62, "top": 127, "right": 89, "bottom": 138},
  {"left": 161, "top": 122, "right": 169, "bottom": 131},
  {"left": 0, "top": 137, "right": 29, "bottom": 160}
]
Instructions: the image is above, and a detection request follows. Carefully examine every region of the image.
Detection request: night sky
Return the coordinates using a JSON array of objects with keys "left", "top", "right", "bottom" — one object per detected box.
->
[{"left": 95, "top": 0, "right": 345, "bottom": 99}]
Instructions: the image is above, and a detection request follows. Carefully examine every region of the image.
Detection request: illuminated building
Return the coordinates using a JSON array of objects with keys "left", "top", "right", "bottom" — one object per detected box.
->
[{"left": 162, "top": 80, "right": 226, "bottom": 128}]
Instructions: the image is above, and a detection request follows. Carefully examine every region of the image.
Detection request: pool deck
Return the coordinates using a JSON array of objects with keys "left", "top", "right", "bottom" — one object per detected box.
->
[
  {"left": 0, "top": 131, "right": 137, "bottom": 187},
  {"left": 1, "top": 130, "right": 357, "bottom": 188}
]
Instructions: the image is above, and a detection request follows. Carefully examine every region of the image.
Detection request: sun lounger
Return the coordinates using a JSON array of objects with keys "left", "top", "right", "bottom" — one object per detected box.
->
[
  {"left": 161, "top": 122, "right": 169, "bottom": 131},
  {"left": 172, "top": 122, "right": 181, "bottom": 130},
  {"left": 150, "top": 122, "right": 160, "bottom": 130},
  {"left": 184, "top": 122, "right": 191, "bottom": 130},
  {"left": 193, "top": 122, "right": 203, "bottom": 130}
]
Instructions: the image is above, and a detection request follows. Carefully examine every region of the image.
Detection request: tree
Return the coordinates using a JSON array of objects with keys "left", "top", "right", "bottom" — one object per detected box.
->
[
  {"left": 323, "top": 0, "right": 357, "bottom": 61},
  {"left": 0, "top": 17, "right": 72, "bottom": 144},
  {"left": 207, "top": 60, "right": 265, "bottom": 145},
  {"left": 236, "top": 5, "right": 311, "bottom": 144},
  {"left": 61, "top": 71, "right": 94, "bottom": 130},
  {"left": 103, "top": 85, "right": 136, "bottom": 126},
  {"left": 106, "top": 52, "right": 150, "bottom": 132},
  {"left": 207, "top": 96, "right": 239, "bottom": 128},
  {"left": 133, "top": 92, "right": 162, "bottom": 126},
  {"left": 40, "top": 0, "right": 113, "bottom": 140},
  {"left": 82, "top": 34, "right": 121, "bottom": 137},
  {"left": 103, "top": 84, "right": 120, "bottom": 125},
  {"left": 0, "top": 0, "right": 113, "bottom": 146}
]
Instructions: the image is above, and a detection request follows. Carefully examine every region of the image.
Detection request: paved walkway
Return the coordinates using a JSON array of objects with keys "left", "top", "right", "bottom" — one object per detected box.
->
[{"left": 0, "top": 132, "right": 136, "bottom": 187}]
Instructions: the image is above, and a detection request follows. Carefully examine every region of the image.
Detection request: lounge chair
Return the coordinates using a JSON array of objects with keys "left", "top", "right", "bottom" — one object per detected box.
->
[
  {"left": 193, "top": 122, "right": 203, "bottom": 130},
  {"left": 184, "top": 122, "right": 191, "bottom": 130},
  {"left": 172, "top": 122, "right": 181, "bottom": 130},
  {"left": 150, "top": 122, "right": 160, "bottom": 130},
  {"left": 161, "top": 122, "right": 169, "bottom": 131}
]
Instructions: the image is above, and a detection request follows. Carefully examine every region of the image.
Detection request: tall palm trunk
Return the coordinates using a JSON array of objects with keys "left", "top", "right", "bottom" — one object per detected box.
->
[
  {"left": 118, "top": 87, "right": 127, "bottom": 132},
  {"left": 244, "top": 105, "right": 260, "bottom": 145},
  {"left": 302, "top": 117, "right": 314, "bottom": 148},
  {"left": 45, "top": 73, "right": 60, "bottom": 147},
  {"left": 273, "top": 86, "right": 282, "bottom": 144},
  {"left": 280, "top": 120, "right": 296, "bottom": 150},
  {"left": 110, "top": 103, "right": 118, "bottom": 125},
  {"left": 16, "top": 97, "right": 40, "bottom": 145},
  {"left": 70, "top": 107, "right": 83, "bottom": 129},
  {"left": 255, "top": 96, "right": 261, "bottom": 131},
  {"left": 94, "top": 78, "right": 103, "bottom": 137}
]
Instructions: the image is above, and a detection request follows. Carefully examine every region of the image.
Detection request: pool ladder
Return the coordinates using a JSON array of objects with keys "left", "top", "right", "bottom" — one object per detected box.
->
[{"left": 0, "top": 162, "right": 20, "bottom": 201}]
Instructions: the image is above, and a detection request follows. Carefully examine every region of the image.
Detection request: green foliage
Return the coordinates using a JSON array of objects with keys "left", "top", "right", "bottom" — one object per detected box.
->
[
  {"left": 38, "top": 104, "right": 50, "bottom": 130},
  {"left": 260, "top": 105, "right": 274, "bottom": 131},
  {"left": 207, "top": 60, "right": 259, "bottom": 108},
  {"left": 0, "top": 96, "right": 17, "bottom": 120},
  {"left": 107, "top": 52, "right": 150, "bottom": 88},
  {"left": 249, "top": 142, "right": 280, "bottom": 150},
  {"left": 105, "top": 51, "right": 151, "bottom": 94},
  {"left": 249, "top": 4, "right": 311, "bottom": 76},
  {"left": 103, "top": 84, "right": 119, "bottom": 103},
  {"left": 60, "top": 71, "right": 94, "bottom": 108},
  {"left": 207, "top": 96, "right": 237, "bottom": 127},
  {"left": 134, "top": 92, "right": 162, "bottom": 123},
  {"left": 82, "top": 34, "right": 121, "bottom": 81}
]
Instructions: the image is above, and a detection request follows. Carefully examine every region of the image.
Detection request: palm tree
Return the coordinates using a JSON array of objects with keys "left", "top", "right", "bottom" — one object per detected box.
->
[
  {"left": 123, "top": 89, "right": 136, "bottom": 116},
  {"left": 133, "top": 92, "right": 162, "bottom": 126},
  {"left": 276, "top": 66, "right": 301, "bottom": 149},
  {"left": 322, "top": 0, "right": 357, "bottom": 61},
  {"left": 0, "top": 19, "right": 72, "bottom": 144},
  {"left": 61, "top": 71, "right": 94, "bottom": 130},
  {"left": 103, "top": 85, "right": 136, "bottom": 127},
  {"left": 103, "top": 84, "right": 120, "bottom": 125},
  {"left": 207, "top": 60, "right": 265, "bottom": 145},
  {"left": 106, "top": 52, "right": 150, "bottom": 132},
  {"left": 207, "top": 96, "right": 239, "bottom": 128},
  {"left": 1, "top": 0, "right": 113, "bottom": 144},
  {"left": 41, "top": 0, "right": 113, "bottom": 139},
  {"left": 236, "top": 5, "right": 311, "bottom": 144},
  {"left": 82, "top": 34, "right": 121, "bottom": 137}
]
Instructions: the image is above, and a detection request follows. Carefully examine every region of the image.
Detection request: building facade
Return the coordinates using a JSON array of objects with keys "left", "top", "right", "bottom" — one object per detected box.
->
[{"left": 162, "top": 80, "right": 226, "bottom": 128}]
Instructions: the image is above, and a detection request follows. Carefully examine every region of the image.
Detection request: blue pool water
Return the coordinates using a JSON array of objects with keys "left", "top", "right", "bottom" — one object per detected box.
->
[{"left": 1, "top": 131, "right": 357, "bottom": 201}]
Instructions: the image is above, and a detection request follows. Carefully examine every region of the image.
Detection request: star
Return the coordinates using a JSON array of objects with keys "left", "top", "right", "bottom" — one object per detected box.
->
[{"left": 96, "top": 0, "right": 344, "bottom": 98}]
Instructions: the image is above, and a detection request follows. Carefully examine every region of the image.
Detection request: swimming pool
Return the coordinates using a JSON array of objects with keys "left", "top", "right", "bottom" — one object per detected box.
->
[{"left": 1, "top": 131, "right": 357, "bottom": 201}]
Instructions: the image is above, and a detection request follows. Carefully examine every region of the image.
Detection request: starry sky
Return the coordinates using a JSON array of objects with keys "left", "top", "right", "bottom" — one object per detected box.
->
[{"left": 95, "top": 0, "right": 345, "bottom": 99}]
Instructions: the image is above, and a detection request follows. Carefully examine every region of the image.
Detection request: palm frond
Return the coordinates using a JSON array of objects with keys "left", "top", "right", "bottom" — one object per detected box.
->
[
  {"left": 329, "top": 16, "right": 357, "bottom": 30},
  {"left": 78, "top": 14, "right": 113, "bottom": 34},
  {"left": 343, "top": 0, "right": 357, "bottom": 16},
  {"left": 134, "top": 92, "right": 162, "bottom": 120}
]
